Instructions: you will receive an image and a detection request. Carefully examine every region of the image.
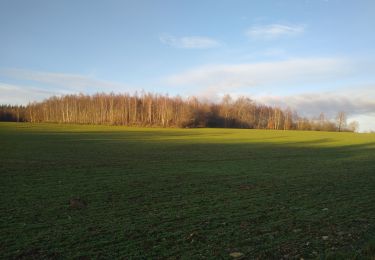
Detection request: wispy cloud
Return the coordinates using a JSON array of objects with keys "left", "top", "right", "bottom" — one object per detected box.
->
[
  {"left": 0, "top": 68, "right": 137, "bottom": 105},
  {"left": 159, "top": 34, "right": 220, "bottom": 49},
  {"left": 246, "top": 23, "right": 305, "bottom": 39},
  {"left": 0, "top": 68, "right": 133, "bottom": 93},
  {"left": 165, "top": 58, "right": 349, "bottom": 96},
  {"left": 257, "top": 88, "right": 375, "bottom": 118},
  {"left": 0, "top": 82, "right": 58, "bottom": 105}
]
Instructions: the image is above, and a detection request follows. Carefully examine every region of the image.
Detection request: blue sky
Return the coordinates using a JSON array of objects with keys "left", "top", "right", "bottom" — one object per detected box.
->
[{"left": 1, "top": 0, "right": 375, "bottom": 131}]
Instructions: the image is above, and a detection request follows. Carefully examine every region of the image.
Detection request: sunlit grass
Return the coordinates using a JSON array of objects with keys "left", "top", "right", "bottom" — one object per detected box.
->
[{"left": 1, "top": 122, "right": 375, "bottom": 258}]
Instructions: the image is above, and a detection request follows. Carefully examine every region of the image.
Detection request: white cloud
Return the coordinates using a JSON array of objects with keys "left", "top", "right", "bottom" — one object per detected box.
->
[
  {"left": 0, "top": 68, "right": 133, "bottom": 93},
  {"left": 349, "top": 114, "right": 375, "bottom": 133},
  {"left": 163, "top": 58, "right": 375, "bottom": 131},
  {"left": 246, "top": 24, "right": 305, "bottom": 39},
  {"left": 165, "top": 58, "right": 348, "bottom": 93},
  {"left": 257, "top": 89, "right": 375, "bottom": 117},
  {"left": 0, "top": 83, "right": 58, "bottom": 105},
  {"left": 159, "top": 34, "right": 220, "bottom": 49},
  {"left": 256, "top": 87, "right": 375, "bottom": 132}
]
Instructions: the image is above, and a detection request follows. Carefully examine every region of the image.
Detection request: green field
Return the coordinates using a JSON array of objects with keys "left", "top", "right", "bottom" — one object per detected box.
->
[{"left": 1, "top": 122, "right": 375, "bottom": 259}]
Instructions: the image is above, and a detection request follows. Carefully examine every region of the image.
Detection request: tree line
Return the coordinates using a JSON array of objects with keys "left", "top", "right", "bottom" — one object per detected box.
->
[
  {"left": 0, "top": 105, "right": 26, "bottom": 122},
  {"left": 0, "top": 92, "right": 359, "bottom": 132}
]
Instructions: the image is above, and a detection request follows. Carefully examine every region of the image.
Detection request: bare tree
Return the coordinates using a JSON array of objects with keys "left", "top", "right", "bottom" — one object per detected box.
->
[
  {"left": 0, "top": 92, "right": 354, "bottom": 132},
  {"left": 348, "top": 121, "right": 359, "bottom": 132},
  {"left": 336, "top": 111, "right": 347, "bottom": 132}
]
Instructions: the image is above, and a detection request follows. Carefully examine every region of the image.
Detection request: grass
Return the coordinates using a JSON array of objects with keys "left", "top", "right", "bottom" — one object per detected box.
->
[{"left": 1, "top": 122, "right": 375, "bottom": 259}]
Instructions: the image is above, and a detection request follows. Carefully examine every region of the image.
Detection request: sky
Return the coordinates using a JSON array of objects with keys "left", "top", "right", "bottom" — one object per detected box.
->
[{"left": 0, "top": 0, "right": 374, "bottom": 131}]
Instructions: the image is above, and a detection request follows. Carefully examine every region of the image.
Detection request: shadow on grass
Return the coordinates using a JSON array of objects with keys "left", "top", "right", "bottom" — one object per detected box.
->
[{"left": 1, "top": 124, "right": 375, "bottom": 259}]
